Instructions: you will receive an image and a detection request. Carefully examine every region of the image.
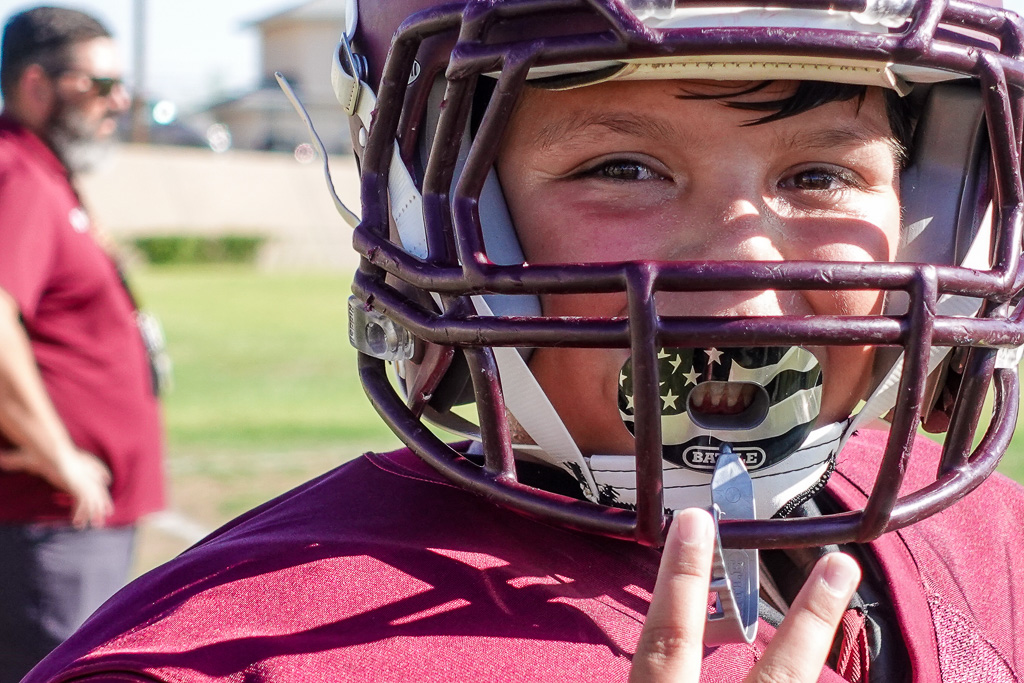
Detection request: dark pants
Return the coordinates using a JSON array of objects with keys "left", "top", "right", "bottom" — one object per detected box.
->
[{"left": 0, "top": 524, "right": 135, "bottom": 683}]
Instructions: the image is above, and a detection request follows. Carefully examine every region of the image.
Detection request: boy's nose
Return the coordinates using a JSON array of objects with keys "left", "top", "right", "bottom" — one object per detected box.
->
[
  {"left": 657, "top": 188, "right": 806, "bottom": 318},
  {"left": 656, "top": 286, "right": 806, "bottom": 319},
  {"left": 672, "top": 190, "right": 789, "bottom": 263}
]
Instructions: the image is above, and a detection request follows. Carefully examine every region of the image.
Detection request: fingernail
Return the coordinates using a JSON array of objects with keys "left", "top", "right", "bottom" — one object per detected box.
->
[
  {"left": 673, "top": 508, "right": 712, "bottom": 547},
  {"left": 821, "top": 554, "right": 860, "bottom": 595}
]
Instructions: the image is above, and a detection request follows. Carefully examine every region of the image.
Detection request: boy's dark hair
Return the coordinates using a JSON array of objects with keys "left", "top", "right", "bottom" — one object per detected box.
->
[
  {"left": 0, "top": 6, "right": 111, "bottom": 100},
  {"left": 680, "top": 81, "right": 916, "bottom": 167},
  {"left": 482, "top": 78, "right": 917, "bottom": 169}
]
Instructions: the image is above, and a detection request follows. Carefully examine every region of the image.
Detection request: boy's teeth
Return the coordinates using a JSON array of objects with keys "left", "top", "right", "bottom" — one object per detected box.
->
[{"left": 689, "top": 382, "right": 756, "bottom": 415}]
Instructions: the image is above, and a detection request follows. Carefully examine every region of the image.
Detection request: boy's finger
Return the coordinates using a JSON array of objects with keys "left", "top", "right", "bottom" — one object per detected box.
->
[
  {"left": 748, "top": 552, "right": 861, "bottom": 683},
  {"left": 630, "top": 508, "right": 715, "bottom": 683},
  {"left": 0, "top": 449, "right": 30, "bottom": 472}
]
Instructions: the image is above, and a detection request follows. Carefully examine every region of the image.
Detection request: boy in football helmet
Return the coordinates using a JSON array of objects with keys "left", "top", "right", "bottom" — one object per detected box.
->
[{"left": 23, "top": 0, "right": 1024, "bottom": 681}]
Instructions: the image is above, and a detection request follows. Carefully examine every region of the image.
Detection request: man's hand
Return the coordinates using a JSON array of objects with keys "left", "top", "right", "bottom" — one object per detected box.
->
[
  {"left": 0, "top": 445, "right": 113, "bottom": 529},
  {"left": 0, "top": 291, "right": 114, "bottom": 529},
  {"left": 630, "top": 508, "right": 862, "bottom": 682}
]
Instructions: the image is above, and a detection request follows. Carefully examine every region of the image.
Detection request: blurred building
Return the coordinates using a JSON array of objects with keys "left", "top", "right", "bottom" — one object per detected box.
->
[
  {"left": 204, "top": 0, "right": 349, "bottom": 154},
  {"left": 83, "top": 0, "right": 362, "bottom": 269}
]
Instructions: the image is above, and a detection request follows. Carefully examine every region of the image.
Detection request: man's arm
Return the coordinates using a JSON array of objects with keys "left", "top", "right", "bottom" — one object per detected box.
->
[{"left": 0, "top": 288, "right": 112, "bottom": 528}]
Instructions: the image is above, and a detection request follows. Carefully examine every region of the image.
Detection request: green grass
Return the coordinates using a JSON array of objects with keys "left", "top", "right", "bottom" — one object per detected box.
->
[
  {"left": 133, "top": 265, "right": 399, "bottom": 455},
  {"left": 986, "top": 395, "right": 1024, "bottom": 483}
]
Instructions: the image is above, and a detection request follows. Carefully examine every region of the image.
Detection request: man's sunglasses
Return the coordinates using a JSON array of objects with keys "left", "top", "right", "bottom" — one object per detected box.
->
[{"left": 55, "top": 70, "right": 124, "bottom": 97}]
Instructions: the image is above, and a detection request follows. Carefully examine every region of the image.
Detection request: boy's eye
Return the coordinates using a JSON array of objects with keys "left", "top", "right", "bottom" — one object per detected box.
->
[
  {"left": 582, "top": 160, "right": 666, "bottom": 182},
  {"left": 783, "top": 168, "right": 857, "bottom": 192}
]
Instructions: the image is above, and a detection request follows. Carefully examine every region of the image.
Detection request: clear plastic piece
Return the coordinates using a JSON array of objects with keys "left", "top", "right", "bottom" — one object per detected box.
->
[
  {"left": 622, "top": 0, "right": 914, "bottom": 28},
  {"left": 348, "top": 296, "right": 416, "bottom": 361},
  {"left": 851, "top": 0, "right": 915, "bottom": 27},
  {"left": 623, "top": 0, "right": 674, "bottom": 21},
  {"left": 704, "top": 444, "right": 759, "bottom": 646}
]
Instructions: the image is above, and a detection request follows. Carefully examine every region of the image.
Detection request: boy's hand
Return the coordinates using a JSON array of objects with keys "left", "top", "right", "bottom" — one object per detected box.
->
[{"left": 630, "top": 508, "right": 862, "bottom": 682}]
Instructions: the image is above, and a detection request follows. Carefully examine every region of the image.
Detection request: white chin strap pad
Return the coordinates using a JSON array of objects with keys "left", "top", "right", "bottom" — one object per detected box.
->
[{"left": 590, "top": 421, "right": 844, "bottom": 517}]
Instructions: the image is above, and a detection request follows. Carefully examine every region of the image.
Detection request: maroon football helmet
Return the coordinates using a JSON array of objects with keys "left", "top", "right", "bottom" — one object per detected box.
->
[{"left": 335, "top": 0, "right": 1024, "bottom": 549}]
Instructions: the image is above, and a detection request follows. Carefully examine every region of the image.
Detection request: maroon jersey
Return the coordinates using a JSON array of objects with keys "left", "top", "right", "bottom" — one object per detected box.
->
[
  {"left": 0, "top": 116, "right": 164, "bottom": 525},
  {"left": 24, "top": 430, "right": 1024, "bottom": 681}
]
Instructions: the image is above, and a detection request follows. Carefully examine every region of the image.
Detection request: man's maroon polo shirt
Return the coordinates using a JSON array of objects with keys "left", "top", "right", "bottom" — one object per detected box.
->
[{"left": 0, "top": 115, "right": 163, "bottom": 525}]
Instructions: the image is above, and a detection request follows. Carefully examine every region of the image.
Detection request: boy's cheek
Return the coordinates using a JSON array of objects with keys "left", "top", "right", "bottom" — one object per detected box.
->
[
  {"left": 512, "top": 183, "right": 688, "bottom": 264},
  {"left": 806, "top": 232, "right": 897, "bottom": 264},
  {"left": 518, "top": 212, "right": 674, "bottom": 265},
  {"left": 819, "top": 345, "right": 876, "bottom": 422},
  {"left": 802, "top": 287, "right": 885, "bottom": 318},
  {"left": 528, "top": 346, "right": 636, "bottom": 455}
]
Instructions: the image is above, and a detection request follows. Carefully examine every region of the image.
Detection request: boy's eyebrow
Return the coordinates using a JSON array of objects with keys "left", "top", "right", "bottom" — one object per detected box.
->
[
  {"left": 532, "top": 109, "right": 901, "bottom": 158},
  {"left": 534, "top": 111, "right": 680, "bottom": 150},
  {"left": 777, "top": 125, "right": 906, "bottom": 164},
  {"left": 778, "top": 125, "right": 889, "bottom": 150}
]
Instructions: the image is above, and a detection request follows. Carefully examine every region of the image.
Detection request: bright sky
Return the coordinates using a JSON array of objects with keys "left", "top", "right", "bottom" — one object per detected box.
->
[
  {"left": 2, "top": 0, "right": 1024, "bottom": 112},
  {"left": 0, "top": 0, "right": 301, "bottom": 110}
]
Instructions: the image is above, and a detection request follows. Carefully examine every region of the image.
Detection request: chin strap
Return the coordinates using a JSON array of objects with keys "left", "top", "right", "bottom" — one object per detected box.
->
[
  {"left": 467, "top": 297, "right": 600, "bottom": 501},
  {"left": 278, "top": 72, "right": 360, "bottom": 229},
  {"left": 843, "top": 292, "right": 980, "bottom": 442}
]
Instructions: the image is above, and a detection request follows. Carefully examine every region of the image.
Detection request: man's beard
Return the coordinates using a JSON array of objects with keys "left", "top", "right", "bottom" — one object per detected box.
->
[{"left": 45, "top": 99, "right": 117, "bottom": 174}]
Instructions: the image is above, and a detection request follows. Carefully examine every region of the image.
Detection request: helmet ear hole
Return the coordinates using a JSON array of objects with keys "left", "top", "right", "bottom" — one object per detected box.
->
[
  {"left": 402, "top": 342, "right": 473, "bottom": 416},
  {"left": 920, "top": 347, "right": 970, "bottom": 434},
  {"left": 425, "top": 349, "right": 474, "bottom": 412}
]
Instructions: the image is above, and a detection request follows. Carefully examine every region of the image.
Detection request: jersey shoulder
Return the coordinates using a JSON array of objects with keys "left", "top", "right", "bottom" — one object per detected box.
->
[
  {"left": 833, "top": 429, "right": 1024, "bottom": 681},
  {"left": 25, "top": 448, "right": 659, "bottom": 682}
]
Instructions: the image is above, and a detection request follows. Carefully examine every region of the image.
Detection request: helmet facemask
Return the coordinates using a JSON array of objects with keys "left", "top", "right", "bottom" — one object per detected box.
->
[{"left": 340, "top": 0, "right": 1024, "bottom": 549}]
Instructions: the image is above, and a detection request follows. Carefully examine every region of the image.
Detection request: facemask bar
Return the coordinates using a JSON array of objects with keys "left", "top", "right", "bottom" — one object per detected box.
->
[{"left": 351, "top": 0, "right": 1024, "bottom": 547}]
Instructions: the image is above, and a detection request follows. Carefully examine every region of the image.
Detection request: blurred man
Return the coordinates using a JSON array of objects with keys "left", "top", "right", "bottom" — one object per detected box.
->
[{"left": 0, "top": 7, "right": 164, "bottom": 681}]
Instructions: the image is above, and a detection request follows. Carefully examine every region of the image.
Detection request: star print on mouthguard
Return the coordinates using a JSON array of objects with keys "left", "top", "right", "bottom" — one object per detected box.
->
[{"left": 618, "top": 346, "right": 823, "bottom": 471}]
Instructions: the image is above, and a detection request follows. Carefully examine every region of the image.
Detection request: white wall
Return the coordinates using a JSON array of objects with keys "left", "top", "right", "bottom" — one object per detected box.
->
[{"left": 78, "top": 144, "right": 362, "bottom": 270}]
